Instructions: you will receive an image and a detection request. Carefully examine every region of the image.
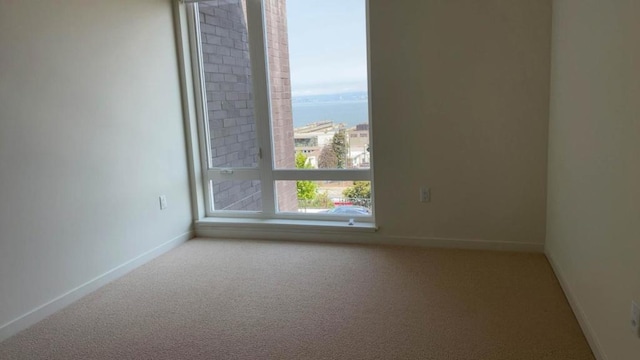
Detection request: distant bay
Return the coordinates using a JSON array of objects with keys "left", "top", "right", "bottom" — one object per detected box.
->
[{"left": 292, "top": 99, "right": 369, "bottom": 129}]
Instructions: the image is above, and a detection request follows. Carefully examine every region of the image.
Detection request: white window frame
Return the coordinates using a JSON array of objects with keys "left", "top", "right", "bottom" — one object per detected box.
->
[{"left": 183, "top": 0, "right": 375, "bottom": 223}]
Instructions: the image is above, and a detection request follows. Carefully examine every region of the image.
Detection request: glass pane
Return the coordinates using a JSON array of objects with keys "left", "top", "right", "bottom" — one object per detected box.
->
[
  {"left": 211, "top": 180, "right": 262, "bottom": 211},
  {"left": 268, "top": 0, "right": 370, "bottom": 170},
  {"left": 276, "top": 181, "right": 372, "bottom": 215},
  {"left": 198, "top": 0, "right": 259, "bottom": 169}
]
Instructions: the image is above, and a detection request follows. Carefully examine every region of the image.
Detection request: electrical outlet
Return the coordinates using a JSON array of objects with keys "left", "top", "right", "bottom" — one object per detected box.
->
[
  {"left": 420, "top": 187, "right": 430, "bottom": 203},
  {"left": 159, "top": 195, "right": 168, "bottom": 210},
  {"left": 631, "top": 301, "right": 640, "bottom": 337}
]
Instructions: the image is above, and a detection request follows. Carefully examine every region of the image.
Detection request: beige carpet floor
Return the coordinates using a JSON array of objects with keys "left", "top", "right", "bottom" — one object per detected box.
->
[{"left": 0, "top": 238, "right": 594, "bottom": 359}]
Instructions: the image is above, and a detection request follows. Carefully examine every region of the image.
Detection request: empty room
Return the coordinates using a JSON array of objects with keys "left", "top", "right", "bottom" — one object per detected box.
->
[{"left": 0, "top": 0, "right": 638, "bottom": 359}]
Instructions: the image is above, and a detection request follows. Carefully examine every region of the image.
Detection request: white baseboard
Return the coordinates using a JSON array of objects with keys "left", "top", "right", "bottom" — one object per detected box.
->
[
  {"left": 0, "top": 230, "right": 194, "bottom": 343},
  {"left": 545, "top": 250, "right": 606, "bottom": 360},
  {"left": 195, "top": 223, "right": 544, "bottom": 253}
]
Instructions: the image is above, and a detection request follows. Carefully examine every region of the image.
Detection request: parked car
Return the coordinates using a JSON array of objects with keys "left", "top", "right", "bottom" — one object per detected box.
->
[{"left": 322, "top": 206, "right": 371, "bottom": 215}]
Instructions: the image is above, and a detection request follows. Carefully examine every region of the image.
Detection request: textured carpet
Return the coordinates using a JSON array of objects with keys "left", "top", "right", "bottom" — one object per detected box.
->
[{"left": 0, "top": 238, "right": 594, "bottom": 359}]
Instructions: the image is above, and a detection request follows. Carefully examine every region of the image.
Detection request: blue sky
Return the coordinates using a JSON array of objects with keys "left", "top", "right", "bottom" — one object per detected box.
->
[{"left": 285, "top": 0, "right": 368, "bottom": 97}]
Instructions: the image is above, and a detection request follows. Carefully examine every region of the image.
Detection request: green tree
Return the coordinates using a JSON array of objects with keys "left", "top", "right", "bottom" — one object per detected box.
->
[
  {"left": 331, "top": 129, "right": 348, "bottom": 169},
  {"left": 295, "top": 152, "right": 311, "bottom": 169},
  {"left": 343, "top": 181, "right": 371, "bottom": 206},
  {"left": 295, "top": 152, "right": 317, "bottom": 201},
  {"left": 318, "top": 145, "right": 338, "bottom": 169},
  {"left": 309, "top": 191, "right": 334, "bottom": 209}
]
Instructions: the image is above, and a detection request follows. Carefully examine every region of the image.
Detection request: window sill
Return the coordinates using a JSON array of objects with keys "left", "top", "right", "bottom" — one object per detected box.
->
[{"left": 195, "top": 217, "right": 378, "bottom": 233}]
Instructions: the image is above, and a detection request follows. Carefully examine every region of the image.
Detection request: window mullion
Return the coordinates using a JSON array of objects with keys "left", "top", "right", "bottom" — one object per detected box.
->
[
  {"left": 187, "top": 4, "right": 215, "bottom": 215},
  {"left": 246, "top": 0, "right": 275, "bottom": 217},
  {"left": 272, "top": 169, "right": 371, "bottom": 181}
]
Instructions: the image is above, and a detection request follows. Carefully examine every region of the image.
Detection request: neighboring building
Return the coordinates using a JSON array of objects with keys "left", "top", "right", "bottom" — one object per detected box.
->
[
  {"left": 294, "top": 121, "right": 342, "bottom": 146},
  {"left": 198, "top": 0, "right": 297, "bottom": 212},
  {"left": 348, "top": 123, "right": 369, "bottom": 149},
  {"left": 293, "top": 121, "right": 344, "bottom": 164},
  {"left": 293, "top": 121, "right": 371, "bottom": 169},
  {"left": 348, "top": 123, "right": 370, "bottom": 168}
]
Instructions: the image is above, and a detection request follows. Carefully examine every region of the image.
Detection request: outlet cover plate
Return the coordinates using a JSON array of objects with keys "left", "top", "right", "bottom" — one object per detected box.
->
[{"left": 159, "top": 195, "right": 168, "bottom": 210}]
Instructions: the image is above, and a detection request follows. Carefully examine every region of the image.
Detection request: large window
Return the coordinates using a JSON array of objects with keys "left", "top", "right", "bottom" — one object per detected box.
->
[{"left": 185, "top": 0, "right": 372, "bottom": 221}]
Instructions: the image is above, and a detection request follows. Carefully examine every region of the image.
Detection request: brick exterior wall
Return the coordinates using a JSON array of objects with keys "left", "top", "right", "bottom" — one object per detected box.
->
[
  {"left": 264, "top": 0, "right": 297, "bottom": 212},
  {"left": 198, "top": 0, "right": 297, "bottom": 212}
]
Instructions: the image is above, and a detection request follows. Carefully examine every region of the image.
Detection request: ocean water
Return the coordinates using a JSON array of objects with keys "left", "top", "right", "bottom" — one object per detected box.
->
[{"left": 292, "top": 100, "right": 369, "bottom": 128}]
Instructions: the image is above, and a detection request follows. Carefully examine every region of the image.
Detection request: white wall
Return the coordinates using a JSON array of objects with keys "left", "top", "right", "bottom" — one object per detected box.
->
[
  {"left": 546, "top": 0, "right": 640, "bottom": 359},
  {"left": 0, "top": 0, "right": 192, "bottom": 336},
  {"left": 368, "top": 0, "right": 551, "bottom": 246}
]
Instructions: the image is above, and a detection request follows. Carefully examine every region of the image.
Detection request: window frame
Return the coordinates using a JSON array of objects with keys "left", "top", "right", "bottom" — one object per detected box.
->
[{"left": 184, "top": 0, "right": 375, "bottom": 223}]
